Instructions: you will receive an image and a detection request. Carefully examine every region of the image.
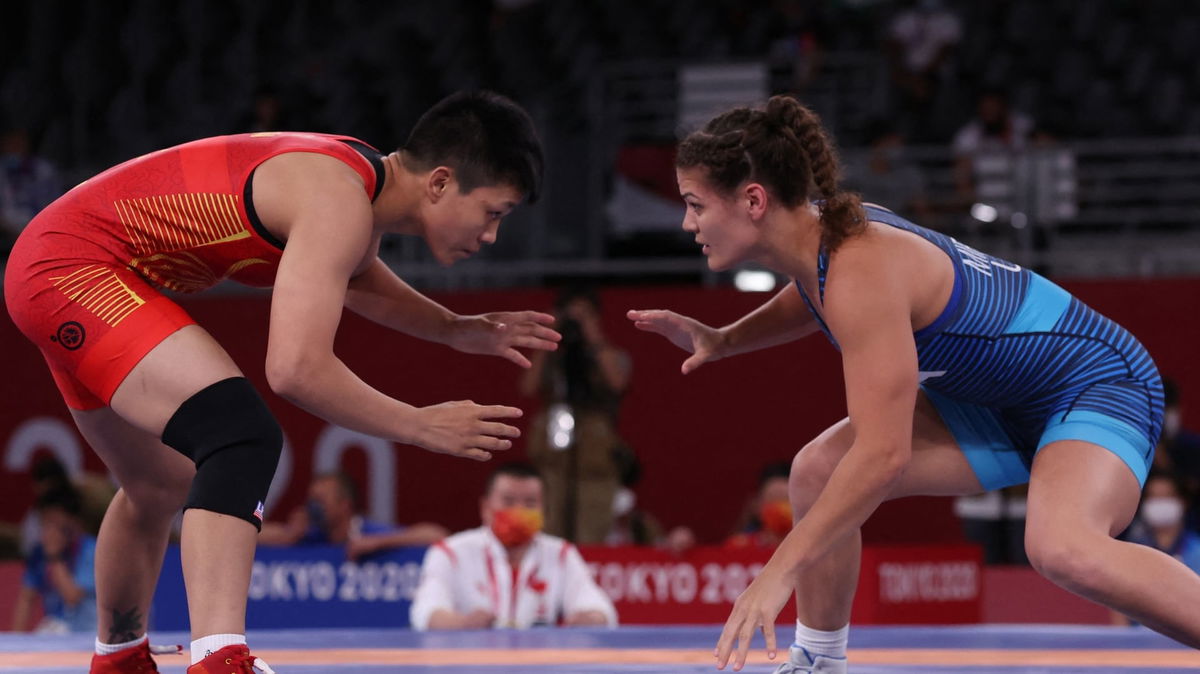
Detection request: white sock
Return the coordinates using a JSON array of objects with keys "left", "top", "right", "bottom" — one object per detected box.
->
[
  {"left": 190, "top": 633, "right": 246, "bottom": 664},
  {"left": 95, "top": 633, "right": 147, "bottom": 656},
  {"left": 792, "top": 620, "right": 848, "bottom": 660}
]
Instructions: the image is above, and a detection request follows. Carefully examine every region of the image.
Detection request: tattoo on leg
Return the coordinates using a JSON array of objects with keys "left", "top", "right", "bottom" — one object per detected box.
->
[{"left": 107, "top": 607, "right": 143, "bottom": 643}]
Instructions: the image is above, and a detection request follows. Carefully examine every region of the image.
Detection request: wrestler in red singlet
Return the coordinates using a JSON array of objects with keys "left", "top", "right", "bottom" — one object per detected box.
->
[{"left": 5, "top": 132, "right": 383, "bottom": 410}]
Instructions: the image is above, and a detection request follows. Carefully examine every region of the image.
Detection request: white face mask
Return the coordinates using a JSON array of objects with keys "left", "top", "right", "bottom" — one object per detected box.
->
[
  {"left": 1163, "top": 409, "right": 1182, "bottom": 439},
  {"left": 1142, "top": 497, "right": 1185, "bottom": 528},
  {"left": 612, "top": 488, "right": 636, "bottom": 517}
]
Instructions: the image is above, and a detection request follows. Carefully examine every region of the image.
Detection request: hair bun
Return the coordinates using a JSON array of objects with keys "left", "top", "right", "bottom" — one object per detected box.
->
[{"left": 765, "top": 96, "right": 804, "bottom": 133}]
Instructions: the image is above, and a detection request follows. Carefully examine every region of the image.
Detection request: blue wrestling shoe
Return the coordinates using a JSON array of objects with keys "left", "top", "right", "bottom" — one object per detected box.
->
[{"left": 772, "top": 644, "right": 847, "bottom": 674}]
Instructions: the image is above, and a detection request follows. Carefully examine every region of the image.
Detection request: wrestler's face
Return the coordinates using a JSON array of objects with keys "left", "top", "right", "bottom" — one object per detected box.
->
[
  {"left": 677, "top": 168, "right": 763, "bottom": 271},
  {"left": 424, "top": 173, "right": 520, "bottom": 266}
]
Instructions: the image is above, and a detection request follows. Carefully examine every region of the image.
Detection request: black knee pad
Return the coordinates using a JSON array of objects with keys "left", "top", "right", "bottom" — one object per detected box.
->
[{"left": 162, "top": 377, "right": 283, "bottom": 530}]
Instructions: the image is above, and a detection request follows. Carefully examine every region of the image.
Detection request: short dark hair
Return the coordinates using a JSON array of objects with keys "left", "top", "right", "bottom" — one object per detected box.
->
[
  {"left": 759, "top": 461, "right": 791, "bottom": 487},
  {"left": 554, "top": 284, "right": 601, "bottom": 312},
  {"left": 402, "top": 90, "right": 544, "bottom": 203},
  {"left": 31, "top": 455, "right": 69, "bottom": 486},
  {"left": 314, "top": 471, "right": 359, "bottom": 509},
  {"left": 485, "top": 462, "right": 542, "bottom": 495},
  {"left": 36, "top": 484, "right": 82, "bottom": 517}
]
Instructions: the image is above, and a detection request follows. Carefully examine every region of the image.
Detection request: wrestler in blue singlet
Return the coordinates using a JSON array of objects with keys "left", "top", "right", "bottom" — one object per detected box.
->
[{"left": 795, "top": 205, "right": 1164, "bottom": 489}]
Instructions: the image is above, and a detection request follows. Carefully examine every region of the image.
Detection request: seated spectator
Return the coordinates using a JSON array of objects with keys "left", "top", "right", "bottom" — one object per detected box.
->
[
  {"left": 1156, "top": 379, "right": 1200, "bottom": 491},
  {"left": 843, "top": 120, "right": 929, "bottom": 222},
  {"left": 259, "top": 472, "right": 447, "bottom": 559},
  {"left": 410, "top": 462, "right": 618, "bottom": 630},
  {"left": 605, "top": 454, "right": 695, "bottom": 554},
  {"left": 11, "top": 485, "right": 98, "bottom": 633},
  {"left": 885, "top": 0, "right": 962, "bottom": 142},
  {"left": 13, "top": 455, "right": 114, "bottom": 558},
  {"left": 1113, "top": 471, "right": 1200, "bottom": 626},
  {"left": 952, "top": 89, "right": 1035, "bottom": 208},
  {"left": 725, "top": 461, "right": 793, "bottom": 550}
]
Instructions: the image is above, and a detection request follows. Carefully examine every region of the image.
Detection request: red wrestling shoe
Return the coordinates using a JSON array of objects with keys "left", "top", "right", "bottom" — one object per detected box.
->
[
  {"left": 186, "top": 645, "right": 276, "bottom": 673},
  {"left": 89, "top": 641, "right": 159, "bottom": 673}
]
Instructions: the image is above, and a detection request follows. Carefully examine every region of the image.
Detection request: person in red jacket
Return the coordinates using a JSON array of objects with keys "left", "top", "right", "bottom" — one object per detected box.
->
[{"left": 5, "top": 90, "right": 556, "bottom": 674}]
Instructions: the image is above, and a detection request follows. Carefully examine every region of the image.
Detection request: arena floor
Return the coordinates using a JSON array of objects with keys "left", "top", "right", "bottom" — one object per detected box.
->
[{"left": 2, "top": 624, "right": 1197, "bottom": 673}]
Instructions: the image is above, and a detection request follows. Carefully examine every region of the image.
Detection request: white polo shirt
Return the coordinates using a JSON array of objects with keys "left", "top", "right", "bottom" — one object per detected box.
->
[{"left": 409, "top": 526, "right": 618, "bottom": 630}]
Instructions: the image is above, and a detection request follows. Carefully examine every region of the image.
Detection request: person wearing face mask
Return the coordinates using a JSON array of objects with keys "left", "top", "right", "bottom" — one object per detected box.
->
[
  {"left": 951, "top": 89, "right": 1035, "bottom": 212},
  {"left": 1155, "top": 380, "right": 1200, "bottom": 494},
  {"left": 409, "top": 462, "right": 617, "bottom": 630},
  {"left": 726, "top": 462, "right": 794, "bottom": 550},
  {"left": 1113, "top": 472, "right": 1200, "bottom": 626}
]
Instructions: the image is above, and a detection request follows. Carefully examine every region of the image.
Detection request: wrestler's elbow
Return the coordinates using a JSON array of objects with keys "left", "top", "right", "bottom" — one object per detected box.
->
[{"left": 264, "top": 349, "right": 323, "bottom": 401}]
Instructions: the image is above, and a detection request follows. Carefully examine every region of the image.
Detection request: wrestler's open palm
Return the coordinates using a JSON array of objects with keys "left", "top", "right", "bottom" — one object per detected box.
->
[
  {"left": 626, "top": 309, "right": 722, "bottom": 374},
  {"left": 448, "top": 312, "right": 561, "bottom": 368},
  {"left": 412, "top": 401, "right": 522, "bottom": 461},
  {"left": 714, "top": 562, "right": 792, "bottom": 671}
]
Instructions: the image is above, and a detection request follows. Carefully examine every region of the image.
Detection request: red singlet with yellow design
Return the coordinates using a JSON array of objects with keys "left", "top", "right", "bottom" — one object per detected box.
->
[{"left": 5, "top": 132, "right": 383, "bottom": 409}]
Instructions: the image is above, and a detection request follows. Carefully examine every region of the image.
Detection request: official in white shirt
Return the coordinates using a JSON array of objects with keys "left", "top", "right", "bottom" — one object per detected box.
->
[{"left": 410, "top": 462, "right": 618, "bottom": 630}]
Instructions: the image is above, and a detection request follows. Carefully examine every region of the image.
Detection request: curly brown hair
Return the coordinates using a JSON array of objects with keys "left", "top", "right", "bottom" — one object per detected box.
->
[{"left": 676, "top": 95, "right": 866, "bottom": 251}]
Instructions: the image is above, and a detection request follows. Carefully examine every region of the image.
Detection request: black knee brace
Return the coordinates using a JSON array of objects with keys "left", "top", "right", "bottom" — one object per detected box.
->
[{"left": 162, "top": 377, "right": 283, "bottom": 530}]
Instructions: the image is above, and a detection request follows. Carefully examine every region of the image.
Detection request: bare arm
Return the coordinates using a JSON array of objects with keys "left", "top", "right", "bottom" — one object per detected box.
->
[
  {"left": 769, "top": 250, "right": 918, "bottom": 572},
  {"left": 11, "top": 586, "right": 36, "bottom": 631},
  {"left": 627, "top": 283, "right": 818, "bottom": 374},
  {"left": 346, "top": 258, "right": 560, "bottom": 369},
  {"left": 344, "top": 259, "right": 457, "bottom": 341},
  {"left": 258, "top": 508, "right": 309, "bottom": 546},
  {"left": 264, "top": 156, "right": 520, "bottom": 461},
  {"left": 347, "top": 523, "right": 449, "bottom": 559},
  {"left": 715, "top": 283, "right": 820, "bottom": 358},
  {"left": 44, "top": 558, "right": 87, "bottom": 607},
  {"left": 715, "top": 237, "right": 920, "bottom": 669}
]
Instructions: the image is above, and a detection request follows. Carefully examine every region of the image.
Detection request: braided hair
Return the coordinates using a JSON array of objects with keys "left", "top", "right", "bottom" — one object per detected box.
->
[{"left": 676, "top": 95, "right": 865, "bottom": 251}]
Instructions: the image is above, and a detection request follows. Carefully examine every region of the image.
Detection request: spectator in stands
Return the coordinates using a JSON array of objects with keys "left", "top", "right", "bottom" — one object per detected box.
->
[
  {"left": 410, "top": 462, "right": 617, "bottom": 630},
  {"left": 1114, "top": 471, "right": 1200, "bottom": 625},
  {"left": 15, "top": 455, "right": 114, "bottom": 558},
  {"left": 604, "top": 453, "right": 696, "bottom": 554},
  {"left": 0, "top": 126, "right": 63, "bottom": 248},
  {"left": 1154, "top": 379, "right": 1200, "bottom": 529},
  {"left": 763, "top": 0, "right": 831, "bottom": 92},
  {"left": 1156, "top": 379, "right": 1200, "bottom": 479},
  {"left": 885, "top": 0, "right": 962, "bottom": 142},
  {"left": 259, "top": 472, "right": 447, "bottom": 560},
  {"left": 952, "top": 89, "right": 1035, "bottom": 206},
  {"left": 725, "top": 461, "right": 793, "bottom": 550},
  {"left": 843, "top": 120, "right": 929, "bottom": 222},
  {"left": 11, "top": 484, "right": 98, "bottom": 633},
  {"left": 522, "top": 286, "right": 632, "bottom": 544}
]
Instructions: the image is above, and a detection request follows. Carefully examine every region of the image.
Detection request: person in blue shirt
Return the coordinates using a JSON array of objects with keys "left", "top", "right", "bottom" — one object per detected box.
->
[
  {"left": 259, "top": 471, "right": 447, "bottom": 559},
  {"left": 627, "top": 95, "right": 1183, "bottom": 673},
  {"left": 12, "top": 484, "right": 98, "bottom": 633}
]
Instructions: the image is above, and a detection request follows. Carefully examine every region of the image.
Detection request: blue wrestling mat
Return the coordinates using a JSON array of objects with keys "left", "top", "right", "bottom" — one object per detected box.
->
[{"left": 1, "top": 624, "right": 1196, "bottom": 673}]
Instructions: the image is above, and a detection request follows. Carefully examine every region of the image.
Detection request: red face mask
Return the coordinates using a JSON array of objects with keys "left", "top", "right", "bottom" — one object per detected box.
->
[
  {"left": 490, "top": 507, "right": 544, "bottom": 547},
  {"left": 758, "top": 500, "right": 793, "bottom": 538}
]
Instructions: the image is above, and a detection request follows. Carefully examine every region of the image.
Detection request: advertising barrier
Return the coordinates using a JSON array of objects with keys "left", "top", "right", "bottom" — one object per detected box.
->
[{"left": 149, "top": 543, "right": 980, "bottom": 629}]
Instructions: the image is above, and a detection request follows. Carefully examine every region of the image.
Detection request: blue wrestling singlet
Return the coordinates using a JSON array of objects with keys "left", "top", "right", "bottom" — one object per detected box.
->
[{"left": 795, "top": 205, "right": 1164, "bottom": 489}]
